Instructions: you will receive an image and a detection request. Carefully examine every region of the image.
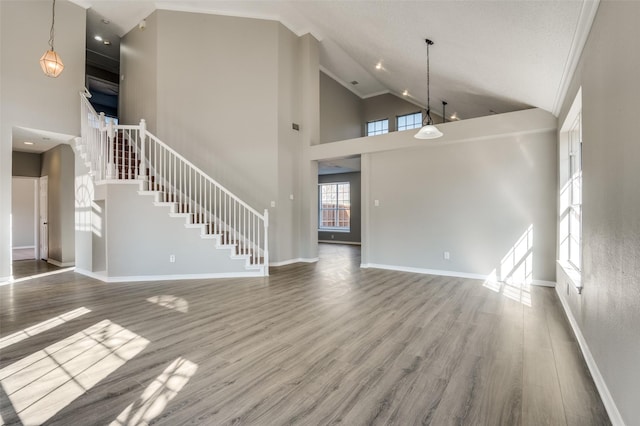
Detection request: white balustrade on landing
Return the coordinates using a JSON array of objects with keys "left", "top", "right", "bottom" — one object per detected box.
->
[{"left": 79, "top": 92, "right": 268, "bottom": 271}]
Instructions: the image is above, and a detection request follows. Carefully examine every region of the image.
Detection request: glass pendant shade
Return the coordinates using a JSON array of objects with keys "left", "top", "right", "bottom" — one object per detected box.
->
[
  {"left": 414, "top": 124, "right": 443, "bottom": 139},
  {"left": 40, "top": 49, "right": 64, "bottom": 78}
]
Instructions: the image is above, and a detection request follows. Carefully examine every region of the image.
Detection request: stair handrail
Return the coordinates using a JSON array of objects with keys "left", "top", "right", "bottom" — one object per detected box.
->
[
  {"left": 79, "top": 91, "right": 269, "bottom": 271},
  {"left": 143, "top": 131, "right": 265, "bottom": 220}
]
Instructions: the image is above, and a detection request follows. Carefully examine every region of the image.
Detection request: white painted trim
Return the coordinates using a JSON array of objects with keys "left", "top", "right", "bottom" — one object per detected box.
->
[
  {"left": 318, "top": 240, "right": 361, "bottom": 246},
  {"left": 75, "top": 268, "right": 264, "bottom": 283},
  {"left": 74, "top": 268, "right": 107, "bottom": 281},
  {"left": 12, "top": 245, "right": 36, "bottom": 250},
  {"left": 532, "top": 280, "right": 556, "bottom": 288},
  {"left": 270, "top": 258, "right": 319, "bottom": 267},
  {"left": 361, "top": 90, "right": 391, "bottom": 99},
  {"left": 557, "top": 259, "right": 583, "bottom": 293},
  {"left": 555, "top": 288, "right": 626, "bottom": 426},
  {"left": 360, "top": 263, "right": 487, "bottom": 280},
  {"left": 48, "top": 259, "right": 75, "bottom": 267},
  {"left": 0, "top": 276, "right": 13, "bottom": 285},
  {"left": 96, "top": 179, "right": 142, "bottom": 186},
  {"left": 361, "top": 263, "right": 556, "bottom": 287},
  {"left": 552, "top": 0, "right": 600, "bottom": 116},
  {"left": 158, "top": 4, "right": 322, "bottom": 40}
]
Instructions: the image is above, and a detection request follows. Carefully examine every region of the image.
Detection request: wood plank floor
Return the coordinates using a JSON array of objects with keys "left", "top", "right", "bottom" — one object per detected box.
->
[
  {"left": 10, "top": 260, "right": 65, "bottom": 281},
  {"left": 0, "top": 244, "right": 610, "bottom": 425}
]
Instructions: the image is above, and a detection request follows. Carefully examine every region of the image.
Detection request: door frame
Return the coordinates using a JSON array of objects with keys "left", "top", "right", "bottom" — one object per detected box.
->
[{"left": 38, "top": 176, "right": 48, "bottom": 261}]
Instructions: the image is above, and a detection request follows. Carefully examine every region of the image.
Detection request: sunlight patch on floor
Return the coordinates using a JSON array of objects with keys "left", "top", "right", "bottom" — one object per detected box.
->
[
  {"left": 147, "top": 295, "right": 189, "bottom": 313},
  {"left": 111, "top": 357, "right": 198, "bottom": 426},
  {"left": 0, "top": 319, "right": 149, "bottom": 425},
  {"left": 0, "top": 307, "right": 91, "bottom": 350}
]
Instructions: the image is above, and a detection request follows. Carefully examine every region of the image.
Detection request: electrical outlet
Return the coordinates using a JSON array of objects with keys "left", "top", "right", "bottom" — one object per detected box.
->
[
  {"left": 374, "top": 200, "right": 380, "bottom": 207},
  {"left": 444, "top": 251, "right": 450, "bottom": 260},
  {"left": 169, "top": 254, "right": 175, "bottom": 263}
]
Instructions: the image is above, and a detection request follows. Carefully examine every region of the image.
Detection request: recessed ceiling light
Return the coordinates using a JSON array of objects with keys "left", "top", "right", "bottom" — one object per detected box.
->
[
  {"left": 103, "top": 40, "right": 111, "bottom": 46},
  {"left": 42, "top": 137, "right": 50, "bottom": 140},
  {"left": 402, "top": 90, "right": 409, "bottom": 96},
  {"left": 94, "top": 35, "right": 103, "bottom": 41},
  {"left": 101, "top": 19, "right": 110, "bottom": 25},
  {"left": 351, "top": 80, "right": 359, "bottom": 85},
  {"left": 375, "top": 62, "right": 382, "bottom": 70},
  {"left": 24, "top": 141, "right": 34, "bottom": 145},
  {"left": 450, "top": 113, "right": 459, "bottom": 120}
]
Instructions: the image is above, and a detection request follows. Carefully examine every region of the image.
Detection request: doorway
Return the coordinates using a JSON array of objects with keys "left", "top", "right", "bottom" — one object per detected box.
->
[
  {"left": 11, "top": 177, "right": 38, "bottom": 261},
  {"left": 39, "top": 176, "right": 48, "bottom": 261}
]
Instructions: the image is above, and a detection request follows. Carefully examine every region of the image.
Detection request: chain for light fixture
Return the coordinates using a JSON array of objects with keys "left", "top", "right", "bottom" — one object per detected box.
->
[
  {"left": 49, "top": 0, "right": 56, "bottom": 51},
  {"left": 425, "top": 39, "right": 434, "bottom": 126},
  {"left": 414, "top": 38, "right": 443, "bottom": 139},
  {"left": 40, "top": 0, "right": 64, "bottom": 78}
]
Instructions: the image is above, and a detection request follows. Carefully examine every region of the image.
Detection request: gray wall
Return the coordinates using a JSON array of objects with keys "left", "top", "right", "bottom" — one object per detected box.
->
[
  {"left": 320, "top": 71, "right": 363, "bottom": 143},
  {"left": 363, "top": 93, "right": 430, "bottom": 133},
  {"left": 319, "top": 72, "right": 441, "bottom": 144},
  {"left": 364, "top": 131, "right": 557, "bottom": 281},
  {"left": 318, "top": 172, "right": 361, "bottom": 243},
  {"left": 121, "top": 10, "right": 320, "bottom": 263},
  {"left": 41, "top": 144, "right": 75, "bottom": 265},
  {"left": 11, "top": 178, "right": 36, "bottom": 248},
  {"left": 556, "top": 2, "right": 640, "bottom": 424},
  {"left": 275, "top": 24, "right": 302, "bottom": 262},
  {"left": 105, "top": 185, "right": 248, "bottom": 277},
  {"left": 12, "top": 152, "right": 42, "bottom": 177},
  {"left": 119, "top": 11, "right": 158, "bottom": 133},
  {"left": 0, "top": 0, "right": 85, "bottom": 279}
]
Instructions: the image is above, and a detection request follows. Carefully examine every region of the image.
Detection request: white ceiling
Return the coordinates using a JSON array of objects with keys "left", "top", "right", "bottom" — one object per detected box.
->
[
  {"left": 12, "top": 127, "right": 76, "bottom": 154},
  {"left": 73, "top": 0, "right": 598, "bottom": 121}
]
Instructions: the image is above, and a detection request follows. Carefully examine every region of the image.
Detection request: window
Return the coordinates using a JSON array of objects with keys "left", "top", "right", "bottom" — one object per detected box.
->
[
  {"left": 397, "top": 112, "right": 422, "bottom": 131},
  {"left": 319, "top": 182, "right": 350, "bottom": 231},
  {"left": 559, "top": 89, "right": 582, "bottom": 276},
  {"left": 367, "top": 119, "right": 389, "bottom": 136}
]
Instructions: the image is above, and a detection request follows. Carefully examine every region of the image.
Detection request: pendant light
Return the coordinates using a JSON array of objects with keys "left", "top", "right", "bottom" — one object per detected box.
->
[
  {"left": 40, "top": 0, "right": 64, "bottom": 78},
  {"left": 414, "top": 39, "right": 442, "bottom": 139}
]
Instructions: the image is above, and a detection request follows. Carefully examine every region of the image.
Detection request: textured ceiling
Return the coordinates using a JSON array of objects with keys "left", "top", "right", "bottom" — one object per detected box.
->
[{"left": 75, "top": 0, "right": 597, "bottom": 121}]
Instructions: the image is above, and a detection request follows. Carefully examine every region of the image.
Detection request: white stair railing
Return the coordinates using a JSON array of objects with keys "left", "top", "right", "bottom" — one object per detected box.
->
[{"left": 79, "top": 92, "right": 269, "bottom": 273}]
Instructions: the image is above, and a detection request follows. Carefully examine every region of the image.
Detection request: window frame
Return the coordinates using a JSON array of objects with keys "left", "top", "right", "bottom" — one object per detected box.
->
[
  {"left": 318, "top": 182, "right": 351, "bottom": 232},
  {"left": 558, "top": 88, "right": 583, "bottom": 292},
  {"left": 396, "top": 111, "right": 423, "bottom": 132},
  {"left": 366, "top": 118, "right": 389, "bottom": 136}
]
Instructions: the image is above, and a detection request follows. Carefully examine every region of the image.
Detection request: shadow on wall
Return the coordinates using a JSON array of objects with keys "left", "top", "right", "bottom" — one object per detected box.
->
[{"left": 483, "top": 225, "right": 533, "bottom": 306}]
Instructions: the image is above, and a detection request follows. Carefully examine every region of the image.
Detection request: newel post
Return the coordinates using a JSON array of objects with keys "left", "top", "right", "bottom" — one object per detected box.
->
[
  {"left": 98, "top": 113, "right": 107, "bottom": 180},
  {"left": 263, "top": 209, "right": 269, "bottom": 276},
  {"left": 138, "top": 119, "right": 146, "bottom": 179},
  {"left": 106, "top": 117, "right": 115, "bottom": 179}
]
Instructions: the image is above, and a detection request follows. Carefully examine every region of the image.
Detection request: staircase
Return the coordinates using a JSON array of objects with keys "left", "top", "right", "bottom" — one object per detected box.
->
[{"left": 78, "top": 92, "right": 269, "bottom": 277}]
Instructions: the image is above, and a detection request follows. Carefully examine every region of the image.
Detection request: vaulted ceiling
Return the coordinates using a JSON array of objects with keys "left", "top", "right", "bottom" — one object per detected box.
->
[{"left": 74, "top": 0, "right": 599, "bottom": 121}]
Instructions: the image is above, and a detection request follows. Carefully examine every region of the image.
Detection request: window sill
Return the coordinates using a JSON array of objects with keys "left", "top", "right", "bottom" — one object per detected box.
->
[
  {"left": 557, "top": 260, "right": 582, "bottom": 294},
  {"left": 318, "top": 229, "right": 351, "bottom": 233}
]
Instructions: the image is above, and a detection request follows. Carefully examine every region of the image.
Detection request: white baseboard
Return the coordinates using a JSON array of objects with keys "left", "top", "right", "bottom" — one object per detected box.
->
[
  {"left": 318, "top": 240, "right": 361, "bottom": 246},
  {"left": 360, "top": 263, "right": 488, "bottom": 280},
  {"left": 75, "top": 268, "right": 265, "bottom": 283},
  {"left": 12, "top": 246, "right": 35, "bottom": 250},
  {"left": 555, "top": 288, "right": 626, "bottom": 426},
  {"left": 48, "top": 259, "right": 75, "bottom": 267},
  {"left": 270, "top": 258, "right": 319, "bottom": 267},
  {"left": 532, "top": 279, "right": 556, "bottom": 287},
  {"left": 360, "top": 263, "right": 557, "bottom": 288},
  {"left": 0, "top": 276, "right": 14, "bottom": 285}
]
